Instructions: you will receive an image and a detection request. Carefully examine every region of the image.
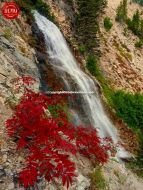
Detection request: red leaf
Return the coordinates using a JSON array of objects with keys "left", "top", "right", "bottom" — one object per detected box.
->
[{"left": 19, "top": 166, "right": 38, "bottom": 188}]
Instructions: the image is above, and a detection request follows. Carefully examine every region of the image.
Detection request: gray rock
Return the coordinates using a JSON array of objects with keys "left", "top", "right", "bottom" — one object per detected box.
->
[
  {"left": 0, "top": 37, "right": 14, "bottom": 50},
  {"left": 0, "top": 168, "right": 6, "bottom": 177},
  {"left": 13, "top": 50, "right": 40, "bottom": 78}
]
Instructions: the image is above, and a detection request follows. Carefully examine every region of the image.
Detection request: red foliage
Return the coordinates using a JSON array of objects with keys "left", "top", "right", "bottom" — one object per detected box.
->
[{"left": 6, "top": 77, "right": 110, "bottom": 189}]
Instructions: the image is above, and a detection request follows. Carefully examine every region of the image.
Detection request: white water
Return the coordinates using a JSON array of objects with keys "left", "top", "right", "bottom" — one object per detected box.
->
[{"left": 34, "top": 12, "right": 131, "bottom": 158}]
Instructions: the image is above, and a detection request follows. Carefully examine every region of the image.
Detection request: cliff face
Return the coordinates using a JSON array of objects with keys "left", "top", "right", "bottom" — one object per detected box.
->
[{"left": 0, "top": 8, "right": 40, "bottom": 190}]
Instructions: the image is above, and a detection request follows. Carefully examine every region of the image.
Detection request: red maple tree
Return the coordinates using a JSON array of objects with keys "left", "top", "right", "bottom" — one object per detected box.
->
[{"left": 6, "top": 76, "right": 111, "bottom": 189}]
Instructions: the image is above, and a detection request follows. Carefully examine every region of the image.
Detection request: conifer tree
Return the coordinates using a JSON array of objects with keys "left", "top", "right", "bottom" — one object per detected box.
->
[
  {"left": 116, "top": 0, "right": 128, "bottom": 22},
  {"left": 132, "top": 10, "right": 140, "bottom": 35}
]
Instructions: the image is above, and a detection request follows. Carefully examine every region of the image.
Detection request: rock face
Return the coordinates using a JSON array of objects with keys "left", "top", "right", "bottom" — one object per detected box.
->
[
  {"left": 0, "top": 12, "right": 40, "bottom": 190},
  {"left": 103, "top": 160, "right": 143, "bottom": 190},
  {"left": 46, "top": 0, "right": 75, "bottom": 39}
]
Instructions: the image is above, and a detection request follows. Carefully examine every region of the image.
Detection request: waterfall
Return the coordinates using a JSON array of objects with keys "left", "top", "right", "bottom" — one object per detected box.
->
[{"left": 34, "top": 11, "right": 131, "bottom": 159}]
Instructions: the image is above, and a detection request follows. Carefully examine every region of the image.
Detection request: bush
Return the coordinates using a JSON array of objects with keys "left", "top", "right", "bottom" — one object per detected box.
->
[
  {"left": 86, "top": 55, "right": 100, "bottom": 76},
  {"left": 89, "top": 167, "right": 107, "bottom": 189},
  {"left": 111, "top": 91, "right": 143, "bottom": 130},
  {"left": 104, "top": 17, "right": 113, "bottom": 31},
  {"left": 132, "top": 0, "right": 143, "bottom": 5},
  {"left": 86, "top": 54, "right": 113, "bottom": 104},
  {"left": 6, "top": 76, "right": 110, "bottom": 189},
  {"left": 135, "top": 40, "right": 143, "bottom": 48},
  {"left": 79, "top": 45, "right": 86, "bottom": 55},
  {"left": 3, "top": 28, "right": 12, "bottom": 40}
]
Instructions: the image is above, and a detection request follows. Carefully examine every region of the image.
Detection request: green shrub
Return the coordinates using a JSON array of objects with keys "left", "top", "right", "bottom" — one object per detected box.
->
[
  {"left": 104, "top": 17, "right": 113, "bottom": 31},
  {"left": 86, "top": 54, "right": 113, "bottom": 104},
  {"left": 89, "top": 167, "right": 107, "bottom": 189},
  {"left": 111, "top": 91, "right": 143, "bottom": 130},
  {"left": 86, "top": 55, "right": 100, "bottom": 76},
  {"left": 79, "top": 45, "right": 86, "bottom": 55},
  {"left": 135, "top": 40, "right": 143, "bottom": 48},
  {"left": 132, "top": 0, "right": 143, "bottom": 5},
  {"left": 3, "top": 28, "right": 12, "bottom": 40}
]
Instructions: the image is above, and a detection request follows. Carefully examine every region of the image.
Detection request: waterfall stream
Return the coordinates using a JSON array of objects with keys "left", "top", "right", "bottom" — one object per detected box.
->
[{"left": 34, "top": 11, "right": 131, "bottom": 159}]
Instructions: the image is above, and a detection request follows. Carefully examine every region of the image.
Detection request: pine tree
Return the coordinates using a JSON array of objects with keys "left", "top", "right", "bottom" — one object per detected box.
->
[
  {"left": 76, "top": 0, "right": 107, "bottom": 51},
  {"left": 140, "top": 20, "right": 143, "bottom": 38},
  {"left": 127, "top": 9, "right": 142, "bottom": 37},
  {"left": 132, "top": 10, "right": 140, "bottom": 34},
  {"left": 116, "top": 0, "right": 128, "bottom": 22}
]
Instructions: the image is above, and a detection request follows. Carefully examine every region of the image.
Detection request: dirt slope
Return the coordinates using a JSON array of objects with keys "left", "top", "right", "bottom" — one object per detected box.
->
[{"left": 100, "top": 0, "right": 143, "bottom": 93}]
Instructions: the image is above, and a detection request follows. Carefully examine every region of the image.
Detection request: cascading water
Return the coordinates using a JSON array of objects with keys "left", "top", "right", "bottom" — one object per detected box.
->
[{"left": 34, "top": 11, "right": 131, "bottom": 159}]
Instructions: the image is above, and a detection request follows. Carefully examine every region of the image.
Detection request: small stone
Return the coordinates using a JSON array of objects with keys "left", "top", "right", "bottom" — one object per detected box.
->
[
  {"left": 4, "top": 169, "right": 13, "bottom": 176},
  {"left": 7, "top": 159, "right": 12, "bottom": 163},
  {"left": 18, "top": 156, "right": 24, "bottom": 162},
  {"left": 8, "top": 183, "right": 14, "bottom": 190},
  {"left": 2, "top": 154, "right": 7, "bottom": 163},
  {"left": 1, "top": 148, "right": 9, "bottom": 152}
]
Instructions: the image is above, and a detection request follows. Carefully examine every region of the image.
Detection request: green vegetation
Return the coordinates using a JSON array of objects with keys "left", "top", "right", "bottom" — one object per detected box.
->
[
  {"left": 15, "top": 0, "right": 54, "bottom": 21},
  {"left": 127, "top": 151, "right": 143, "bottom": 177},
  {"left": 116, "top": 1, "right": 143, "bottom": 40},
  {"left": 86, "top": 54, "right": 143, "bottom": 131},
  {"left": 86, "top": 55, "right": 100, "bottom": 76},
  {"left": 110, "top": 91, "right": 143, "bottom": 130},
  {"left": 135, "top": 39, "right": 143, "bottom": 48},
  {"left": 48, "top": 103, "right": 70, "bottom": 120},
  {"left": 3, "top": 28, "right": 12, "bottom": 40},
  {"left": 126, "top": 127, "right": 143, "bottom": 177},
  {"left": 132, "top": 0, "right": 143, "bottom": 5},
  {"left": 89, "top": 167, "right": 107, "bottom": 189},
  {"left": 78, "top": 45, "right": 86, "bottom": 55},
  {"left": 127, "top": 10, "right": 143, "bottom": 38},
  {"left": 86, "top": 54, "right": 113, "bottom": 104},
  {"left": 116, "top": 0, "right": 128, "bottom": 22},
  {"left": 104, "top": 17, "right": 113, "bottom": 31},
  {"left": 113, "top": 41, "right": 132, "bottom": 61},
  {"left": 86, "top": 54, "right": 143, "bottom": 177},
  {"left": 75, "top": 0, "right": 107, "bottom": 51},
  {"left": 113, "top": 170, "right": 127, "bottom": 184},
  {"left": 86, "top": 55, "right": 111, "bottom": 98}
]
